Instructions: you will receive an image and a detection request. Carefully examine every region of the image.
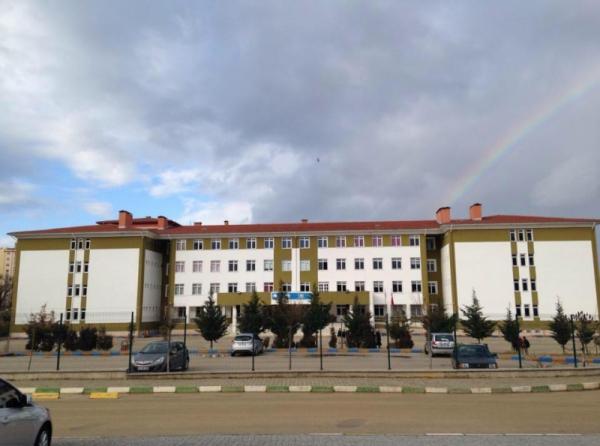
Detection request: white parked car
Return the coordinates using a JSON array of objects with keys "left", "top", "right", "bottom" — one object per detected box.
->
[
  {"left": 424, "top": 333, "right": 455, "bottom": 356},
  {"left": 231, "top": 333, "right": 264, "bottom": 356}
]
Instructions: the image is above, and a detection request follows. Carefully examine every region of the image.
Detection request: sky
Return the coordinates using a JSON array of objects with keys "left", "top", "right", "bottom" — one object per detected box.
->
[{"left": 1, "top": 0, "right": 600, "bottom": 247}]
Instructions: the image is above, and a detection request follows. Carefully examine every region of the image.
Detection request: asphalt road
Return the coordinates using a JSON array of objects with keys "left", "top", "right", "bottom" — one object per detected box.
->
[
  {"left": 55, "top": 434, "right": 600, "bottom": 446},
  {"left": 44, "top": 392, "right": 600, "bottom": 439}
]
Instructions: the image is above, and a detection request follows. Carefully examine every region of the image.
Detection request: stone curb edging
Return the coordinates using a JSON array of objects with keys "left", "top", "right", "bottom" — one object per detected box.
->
[{"left": 20, "top": 381, "right": 600, "bottom": 398}]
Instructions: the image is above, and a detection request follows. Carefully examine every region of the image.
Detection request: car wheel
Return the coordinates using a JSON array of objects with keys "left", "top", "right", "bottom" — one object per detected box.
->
[
  {"left": 230, "top": 351, "right": 236, "bottom": 357},
  {"left": 35, "top": 425, "right": 51, "bottom": 446}
]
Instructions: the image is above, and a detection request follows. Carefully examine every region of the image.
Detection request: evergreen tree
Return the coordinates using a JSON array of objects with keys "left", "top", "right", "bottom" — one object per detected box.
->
[
  {"left": 548, "top": 301, "right": 571, "bottom": 353},
  {"left": 194, "top": 293, "right": 229, "bottom": 349},
  {"left": 388, "top": 309, "right": 414, "bottom": 348},
  {"left": 263, "top": 287, "right": 306, "bottom": 348},
  {"left": 300, "top": 287, "right": 333, "bottom": 347},
  {"left": 460, "top": 292, "right": 496, "bottom": 343},
  {"left": 499, "top": 308, "right": 520, "bottom": 351},
  {"left": 237, "top": 291, "right": 265, "bottom": 335},
  {"left": 422, "top": 305, "right": 457, "bottom": 334},
  {"left": 343, "top": 296, "right": 376, "bottom": 348},
  {"left": 575, "top": 311, "right": 596, "bottom": 355}
]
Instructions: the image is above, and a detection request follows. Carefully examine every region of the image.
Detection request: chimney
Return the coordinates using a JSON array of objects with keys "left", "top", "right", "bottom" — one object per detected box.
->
[
  {"left": 118, "top": 210, "right": 133, "bottom": 229},
  {"left": 157, "top": 216, "right": 168, "bottom": 230},
  {"left": 301, "top": 219, "right": 308, "bottom": 223},
  {"left": 469, "top": 203, "right": 483, "bottom": 221},
  {"left": 194, "top": 221, "right": 203, "bottom": 226},
  {"left": 224, "top": 220, "right": 229, "bottom": 226},
  {"left": 435, "top": 207, "right": 451, "bottom": 224}
]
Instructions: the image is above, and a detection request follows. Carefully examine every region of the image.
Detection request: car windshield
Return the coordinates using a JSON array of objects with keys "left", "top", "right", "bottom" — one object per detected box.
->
[
  {"left": 235, "top": 335, "right": 252, "bottom": 342},
  {"left": 140, "top": 343, "right": 168, "bottom": 354},
  {"left": 434, "top": 334, "right": 454, "bottom": 342},
  {"left": 458, "top": 345, "right": 490, "bottom": 357}
]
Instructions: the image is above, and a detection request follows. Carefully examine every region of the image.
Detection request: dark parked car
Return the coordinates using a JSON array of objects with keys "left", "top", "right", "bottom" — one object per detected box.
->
[
  {"left": 131, "top": 341, "right": 189, "bottom": 372},
  {"left": 0, "top": 378, "right": 52, "bottom": 446},
  {"left": 452, "top": 344, "right": 498, "bottom": 369}
]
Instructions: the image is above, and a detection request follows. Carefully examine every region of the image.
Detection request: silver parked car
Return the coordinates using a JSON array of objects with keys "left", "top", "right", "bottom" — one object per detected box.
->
[
  {"left": 0, "top": 378, "right": 52, "bottom": 446},
  {"left": 231, "top": 333, "right": 263, "bottom": 356},
  {"left": 424, "top": 333, "right": 455, "bottom": 356}
]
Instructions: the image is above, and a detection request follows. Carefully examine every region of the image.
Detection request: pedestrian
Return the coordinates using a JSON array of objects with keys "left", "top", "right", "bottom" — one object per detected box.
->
[
  {"left": 375, "top": 331, "right": 382, "bottom": 349},
  {"left": 523, "top": 336, "right": 530, "bottom": 355}
]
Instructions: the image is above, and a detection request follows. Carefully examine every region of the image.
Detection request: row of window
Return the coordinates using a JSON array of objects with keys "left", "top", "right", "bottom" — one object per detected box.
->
[
  {"left": 512, "top": 253, "right": 535, "bottom": 267},
  {"left": 174, "top": 280, "right": 436, "bottom": 295},
  {"left": 67, "top": 285, "right": 87, "bottom": 297},
  {"left": 516, "top": 304, "right": 539, "bottom": 318},
  {"left": 175, "top": 235, "right": 435, "bottom": 251},
  {"left": 509, "top": 229, "right": 534, "bottom": 242},
  {"left": 65, "top": 308, "right": 86, "bottom": 321},
  {"left": 174, "top": 257, "right": 436, "bottom": 273},
  {"left": 68, "top": 261, "right": 89, "bottom": 274},
  {"left": 513, "top": 278, "right": 537, "bottom": 292},
  {"left": 70, "top": 239, "right": 91, "bottom": 250}
]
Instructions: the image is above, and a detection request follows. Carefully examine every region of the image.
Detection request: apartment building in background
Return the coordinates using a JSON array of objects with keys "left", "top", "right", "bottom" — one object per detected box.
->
[
  {"left": 0, "top": 247, "right": 16, "bottom": 282},
  {"left": 7, "top": 204, "right": 600, "bottom": 335}
]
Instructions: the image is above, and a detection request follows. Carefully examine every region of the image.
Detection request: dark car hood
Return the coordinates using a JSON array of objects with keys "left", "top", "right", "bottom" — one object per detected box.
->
[
  {"left": 457, "top": 355, "right": 495, "bottom": 363},
  {"left": 133, "top": 353, "right": 165, "bottom": 362}
]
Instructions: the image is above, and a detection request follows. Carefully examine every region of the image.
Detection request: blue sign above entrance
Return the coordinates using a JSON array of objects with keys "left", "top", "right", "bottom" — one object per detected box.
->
[{"left": 271, "top": 291, "right": 313, "bottom": 303}]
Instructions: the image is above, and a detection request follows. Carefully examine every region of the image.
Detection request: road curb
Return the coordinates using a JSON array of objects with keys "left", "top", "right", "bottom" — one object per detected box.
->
[{"left": 19, "top": 381, "right": 600, "bottom": 398}]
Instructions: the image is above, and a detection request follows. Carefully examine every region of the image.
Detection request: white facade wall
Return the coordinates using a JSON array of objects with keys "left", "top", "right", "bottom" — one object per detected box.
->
[
  {"left": 86, "top": 249, "right": 140, "bottom": 323},
  {"left": 15, "top": 250, "right": 69, "bottom": 323},
  {"left": 440, "top": 244, "right": 453, "bottom": 313},
  {"left": 142, "top": 249, "right": 163, "bottom": 322},
  {"left": 534, "top": 241, "right": 598, "bottom": 318},
  {"left": 174, "top": 247, "right": 274, "bottom": 309},
  {"left": 454, "top": 242, "right": 514, "bottom": 318}
]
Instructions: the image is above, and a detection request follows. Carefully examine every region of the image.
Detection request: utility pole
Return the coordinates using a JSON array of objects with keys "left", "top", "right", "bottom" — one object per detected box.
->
[
  {"left": 319, "top": 328, "right": 323, "bottom": 371},
  {"left": 570, "top": 315, "right": 578, "bottom": 368},
  {"left": 515, "top": 314, "right": 522, "bottom": 369},
  {"left": 385, "top": 317, "right": 391, "bottom": 371},
  {"left": 56, "top": 313, "right": 63, "bottom": 371},
  {"left": 127, "top": 312, "right": 134, "bottom": 373}
]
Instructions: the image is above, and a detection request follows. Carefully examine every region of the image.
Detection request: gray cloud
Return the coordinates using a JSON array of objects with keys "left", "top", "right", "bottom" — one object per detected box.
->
[{"left": 1, "top": 0, "right": 599, "bottom": 226}]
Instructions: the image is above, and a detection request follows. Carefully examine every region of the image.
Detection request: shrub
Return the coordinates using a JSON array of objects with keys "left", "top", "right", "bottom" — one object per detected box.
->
[
  {"left": 328, "top": 326, "right": 337, "bottom": 348},
  {"left": 63, "top": 329, "right": 79, "bottom": 351},
  {"left": 389, "top": 310, "right": 414, "bottom": 349},
  {"left": 0, "top": 309, "right": 10, "bottom": 337},
  {"left": 24, "top": 305, "right": 57, "bottom": 351},
  {"left": 78, "top": 327, "right": 98, "bottom": 351},
  {"left": 96, "top": 326, "right": 114, "bottom": 350}
]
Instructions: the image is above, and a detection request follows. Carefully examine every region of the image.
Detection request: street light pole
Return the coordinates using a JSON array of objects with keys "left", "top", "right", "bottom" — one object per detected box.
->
[
  {"left": 515, "top": 314, "right": 522, "bottom": 369},
  {"left": 570, "top": 315, "right": 578, "bottom": 369}
]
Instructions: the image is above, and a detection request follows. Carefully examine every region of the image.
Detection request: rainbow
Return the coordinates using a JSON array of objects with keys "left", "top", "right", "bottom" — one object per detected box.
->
[{"left": 446, "top": 72, "right": 600, "bottom": 205}]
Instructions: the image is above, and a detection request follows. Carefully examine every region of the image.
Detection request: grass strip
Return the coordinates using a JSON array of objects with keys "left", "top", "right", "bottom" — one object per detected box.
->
[
  {"left": 448, "top": 387, "right": 471, "bottom": 394},
  {"left": 129, "top": 386, "right": 153, "bottom": 394},
  {"left": 221, "top": 386, "right": 244, "bottom": 393},
  {"left": 531, "top": 385, "right": 550, "bottom": 393},
  {"left": 311, "top": 386, "right": 334, "bottom": 393},
  {"left": 83, "top": 387, "right": 108, "bottom": 394},
  {"left": 567, "top": 383, "right": 584, "bottom": 392},
  {"left": 175, "top": 386, "right": 198, "bottom": 393},
  {"left": 491, "top": 387, "right": 512, "bottom": 394},
  {"left": 356, "top": 386, "right": 380, "bottom": 393},
  {"left": 35, "top": 387, "right": 60, "bottom": 394},
  {"left": 266, "top": 385, "right": 289, "bottom": 393},
  {"left": 402, "top": 386, "right": 425, "bottom": 394}
]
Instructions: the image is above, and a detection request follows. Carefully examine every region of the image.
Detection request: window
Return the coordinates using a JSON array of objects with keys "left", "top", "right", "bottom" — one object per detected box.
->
[
  {"left": 264, "top": 238, "right": 274, "bottom": 249},
  {"left": 75, "top": 261, "right": 82, "bottom": 273},
  {"left": 531, "top": 279, "right": 537, "bottom": 291},
  {"left": 354, "top": 258, "right": 364, "bottom": 270},
  {"left": 428, "top": 281, "right": 438, "bottom": 294},
  {"left": 427, "top": 259, "right": 437, "bottom": 272},
  {"left": 300, "top": 260, "right": 310, "bottom": 271},
  {"left": 374, "top": 305, "right": 385, "bottom": 317},
  {"left": 229, "top": 238, "right": 239, "bottom": 249},
  {"left": 513, "top": 279, "right": 520, "bottom": 291},
  {"left": 336, "top": 258, "right": 346, "bottom": 270},
  {"left": 512, "top": 254, "right": 517, "bottom": 266},
  {"left": 73, "top": 309, "right": 79, "bottom": 320},
  {"left": 391, "top": 257, "right": 402, "bottom": 270},
  {"left": 264, "top": 282, "right": 274, "bottom": 292},
  {"left": 372, "top": 257, "right": 383, "bottom": 270},
  {"left": 70, "top": 239, "right": 76, "bottom": 250},
  {"left": 77, "top": 239, "right": 84, "bottom": 250},
  {"left": 372, "top": 236, "right": 383, "bottom": 247},
  {"left": 210, "top": 283, "right": 220, "bottom": 293},
  {"left": 177, "top": 307, "right": 186, "bottom": 319},
  {"left": 193, "top": 239, "right": 203, "bottom": 250},
  {"left": 410, "top": 304, "right": 423, "bottom": 318},
  {"left": 318, "top": 259, "right": 328, "bottom": 270},
  {"left": 85, "top": 239, "right": 91, "bottom": 249},
  {"left": 336, "top": 236, "right": 346, "bottom": 248},
  {"left": 192, "top": 283, "right": 202, "bottom": 295},
  {"left": 522, "top": 278, "right": 528, "bottom": 292},
  {"left": 174, "top": 284, "right": 184, "bottom": 295},
  {"left": 282, "top": 237, "right": 292, "bottom": 249},
  {"left": 392, "top": 280, "right": 403, "bottom": 293},
  {"left": 426, "top": 237, "right": 436, "bottom": 251},
  {"left": 193, "top": 261, "right": 203, "bottom": 272},
  {"left": 336, "top": 281, "right": 347, "bottom": 292},
  {"left": 82, "top": 285, "right": 87, "bottom": 296},
  {"left": 526, "top": 229, "right": 534, "bottom": 241},
  {"left": 318, "top": 282, "right": 329, "bottom": 292},
  {"left": 228, "top": 282, "right": 238, "bottom": 293},
  {"left": 524, "top": 304, "right": 530, "bottom": 317},
  {"left": 246, "top": 238, "right": 256, "bottom": 249},
  {"left": 210, "top": 260, "right": 220, "bottom": 273},
  {"left": 373, "top": 281, "right": 384, "bottom": 292},
  {"left": 66, "top": 309, "right": 71, "bottom": 320},
  {"left": 410, "top": 257, "right": 421, "bottom": 270},
  {"left": 282, "top": 260, "right": 292, "bottom": 271},
  {"left": 84, "top": 262, "right": 89, "bottom": 273},
  {"left": 354, "top": 281, "right": 365, "bottom": 291},
  {"left": 281, "top": 283, "right": 292, "bottom": 292},
  {"left": 80, "top": 308, "right": 86, "bottom": 320},
  {"left": 528, "top": 254, "right": 535, "bottom": 266},
  {"left": 228, "top": 260, "right": 238, "bottom": 272},
  {"left": 354, "top": 236, "right": 364, "bottom": 247},
  {"left": 299, "top": 236, "right": 310, "bottom": 249},
  {"left": 391, "top": 235, "right": 402, "bottom": 247},
  {"left": 300, "top": 282, "right": 310, "bottom": 292},
  {"left": 518, "top": 230, "right": 525, "bottom": 242},
  {"left": 336, "top": 305, "right": 349, "bottom": 316},
  {"left": 69, "top": 262, "right": 75, "bottom": 273},
  {"left": 246, "top": 282, "right": 256, "bottom": 292},
  {"left": 176, "top": 240, "right": 186, "bottom": 251},
  {"left": 175, "top": 261, "right": 185, "bottom": 273},
  {"left": 509, "top": 230, "right": 516, "bottom": 242},
  {"left": 411, "top": 280, "right": 422, "bottom": 293},
  {"left": 211, "top": 239, "right": 221, "bottom": 250},
  {"left": 516, "top": 305, "right": 522, "bottom": 317},
  {"left": 533, "top": 305, "right": 539, "bottom": 317},
  {"left": 520, "top": 254, "right": 526, "bottom": 266},
  {"left": 264, "top": 259, "right": 273, "bottom": 271},
  {"left": 246, "top": 260, "right": 256, "bottom": 272},
  {"left": 409, "top": 235, "right": 420, "bottom": 246},
  {"left": 317, "top": 236, "right": 328, "bottom": 248},
  {"left": 74, "top": 285, "right": 80, "bottom": 296}
]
